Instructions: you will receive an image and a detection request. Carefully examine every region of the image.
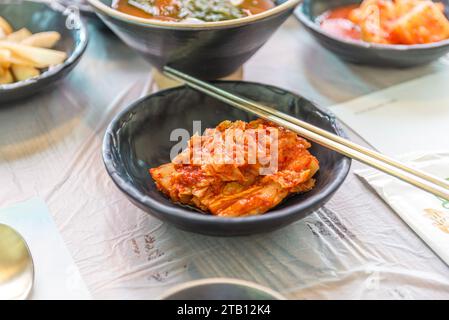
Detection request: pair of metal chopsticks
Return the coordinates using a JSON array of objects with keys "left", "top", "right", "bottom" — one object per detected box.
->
[{"left": 163, "top": 66, "right": 449, "bottom": 201}]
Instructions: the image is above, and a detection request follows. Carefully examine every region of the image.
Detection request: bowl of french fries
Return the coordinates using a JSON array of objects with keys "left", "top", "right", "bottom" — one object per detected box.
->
[
  {"left": 296, "top": 0, "right": 449, "bottom": 67},
  {"left": 0, "top": 0, "right": 88, "bottom": 103}
]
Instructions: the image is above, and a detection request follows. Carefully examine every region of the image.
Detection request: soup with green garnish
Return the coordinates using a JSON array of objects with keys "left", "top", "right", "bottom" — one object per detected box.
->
[{"left": 113, "top": 0, "right": 276, "bottom": 22}]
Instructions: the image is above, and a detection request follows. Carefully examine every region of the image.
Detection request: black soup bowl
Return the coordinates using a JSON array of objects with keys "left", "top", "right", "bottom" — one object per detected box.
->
[
  {"left": 0, "top": 0, "right": 88, "bottom": 103},
  {"left": 296, "top": 0, "right": 449, "bottom": 67},
  {"left": 102, "top": 82, "right": 351, "bottom": 236},
  {"left": 87, "top": 0, "right": 300, "bottom": 79}
]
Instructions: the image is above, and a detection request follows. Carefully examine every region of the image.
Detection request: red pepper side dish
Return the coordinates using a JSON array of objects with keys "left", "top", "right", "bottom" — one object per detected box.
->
[
  {"left": 319, "top": 0, "right": 449, "bottom": 44},
  {"left": 150, "top": 119, "right": 320, "bottom": 217}
]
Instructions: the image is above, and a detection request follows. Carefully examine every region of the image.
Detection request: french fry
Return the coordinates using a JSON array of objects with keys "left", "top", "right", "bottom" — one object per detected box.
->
[
  {"left": 21, "top": 31, "right": 61, "bottom": 48},
  {"left": 0, "top": 48, "right": 11, "bottom": 68},
  {"left": 0, "top": 41, "right": 67, "bottom": 68},
  {"left": 6, "top": 28, "right": 32, "bottom": 42},
  {"left": 0, "top": 48, "right": 10, "bottom": 58},
  {"left": 11, "top": 64, "right": 40, "bottom": 81},
  {"left": 0, "top": 16, "right": 13, "bottom": 35},
  {"left": 0, "top": 68, "right": 13, "bottom": 84},
  {"left": 0, "top": 60, "right": 11, "bottom": 69},
  {"left": 0, "top": 17, "right": 67, "bottom": 86},
  {"left": 0, "top": 47, "right": 36, "bottom": 67},
  {"left": 0, "top": 61, "right": 11, "bottom": 69}
]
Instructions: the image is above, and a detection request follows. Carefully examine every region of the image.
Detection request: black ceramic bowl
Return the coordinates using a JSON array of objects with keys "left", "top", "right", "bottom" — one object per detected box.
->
[
  {"left": 103, "top": 82, "right": 351, "bottom": 236},
  {"left": 0, "top": 0, "right": 88, "bottom": 103},
  {"left": 87, "top": 0, "right": 300, "bottom": 79},
  {"left": 296, "top": 0, "right": 449, "bottom": 67},
  {"left": 160, "top": 278, "right": 285, "bottom": 300}
]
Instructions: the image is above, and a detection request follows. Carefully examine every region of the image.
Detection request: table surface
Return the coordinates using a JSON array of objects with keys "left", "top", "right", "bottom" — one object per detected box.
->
[{"left": 1, "top": 15, "right": 449, "bottom": 299}]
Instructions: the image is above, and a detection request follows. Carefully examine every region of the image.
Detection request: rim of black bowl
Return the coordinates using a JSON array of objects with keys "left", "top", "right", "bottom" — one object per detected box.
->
[
  {"left": 0, "top": 0, "right": 89, "bottom": 92},
  {"left": 159, "top": 278, "right": 286, "bottom": 300},
  {"left": 296, "top": 3, "right": 449, "bottom": 50},
  {"left": 87, "top": 0, "right": 301, "bottom": 29},
  {"left": 102, "top": 82, "right": 352, "bottom": 226}
]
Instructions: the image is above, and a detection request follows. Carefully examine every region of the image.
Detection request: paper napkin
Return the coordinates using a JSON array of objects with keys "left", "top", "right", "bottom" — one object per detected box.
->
[{"left": 356, "top": 151, "right": 449, "bottom": 266}]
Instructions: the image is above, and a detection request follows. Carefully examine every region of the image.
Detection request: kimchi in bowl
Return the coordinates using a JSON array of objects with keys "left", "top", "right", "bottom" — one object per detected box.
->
[
  {"left": 102, "top": 82, "right": 351, "bottom": 236},
  {"left": 87, "top": 0, "right": 300, "bottom": 79},
  {"left": 296, "top": 0, "right": 449, "bottom": 67}
]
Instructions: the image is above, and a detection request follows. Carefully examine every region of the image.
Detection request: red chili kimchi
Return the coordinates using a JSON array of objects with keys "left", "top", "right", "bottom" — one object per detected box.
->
[{"left": 150, "top": 119, "right": 319, "bottom": 217}]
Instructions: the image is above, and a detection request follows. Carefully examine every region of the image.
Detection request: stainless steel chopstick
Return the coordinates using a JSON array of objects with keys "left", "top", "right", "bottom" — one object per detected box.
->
[
  {"left": 163, "top": 66, "right": 449, "bottom": 201},
  {"left": 164, "top": 66, "right": 449, "bottom": 190}
]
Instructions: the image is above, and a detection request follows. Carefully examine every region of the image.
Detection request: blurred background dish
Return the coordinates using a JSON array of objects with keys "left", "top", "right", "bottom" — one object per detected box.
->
[
  {"left": 295, "top": 0, "right": 449, "bottom": 67},
  {"left": 87, "top": 0, "right": 300, "bottom": 79},
  {"left": 0, "top": 0, "right": 88, "bottom": 103},
  {"left": 0, "top": 224, "right": 34, "bottom": 300},
  {"left": 112, "top": 0, "right": 277, "bottom": 22},
  {"left": 160, "top": 278, "right": 286, "bottom": 300},
  {"left": 102, "top": 82, "right": 351, "bottom": 236}
]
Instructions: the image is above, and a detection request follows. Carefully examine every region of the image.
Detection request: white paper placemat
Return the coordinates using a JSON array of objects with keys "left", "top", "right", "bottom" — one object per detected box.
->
[
  {"left": 328, "top": 71, "right": 449, "bottom": 266},
  {"left": 0, "top": 198, "right": 91, "bottom": 300},
  {"left": 328, "top": 71, "right": 449, "bottom": 155}
]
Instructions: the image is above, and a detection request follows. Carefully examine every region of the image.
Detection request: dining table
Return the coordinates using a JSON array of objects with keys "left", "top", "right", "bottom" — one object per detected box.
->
[{"left": 1, "top": 12, "right": 449, "bottom": 299}]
